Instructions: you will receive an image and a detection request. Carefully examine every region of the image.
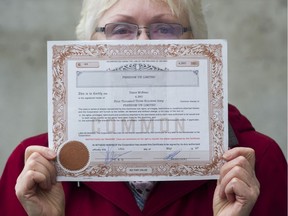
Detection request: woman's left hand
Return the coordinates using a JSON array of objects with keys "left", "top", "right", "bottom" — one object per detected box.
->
[{"left": 213, "top": 147, "right": 260, "bottom": 216}]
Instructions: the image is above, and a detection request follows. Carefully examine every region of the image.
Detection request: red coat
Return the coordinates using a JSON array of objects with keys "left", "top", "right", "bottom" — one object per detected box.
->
[{"left": 1, "top": 105, "right": 287, "bottom": 216}]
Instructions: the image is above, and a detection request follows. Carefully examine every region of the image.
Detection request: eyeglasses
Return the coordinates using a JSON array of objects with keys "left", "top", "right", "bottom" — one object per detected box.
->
[{"left": 95, "top": 22, "right": 191, "bottom": 40}]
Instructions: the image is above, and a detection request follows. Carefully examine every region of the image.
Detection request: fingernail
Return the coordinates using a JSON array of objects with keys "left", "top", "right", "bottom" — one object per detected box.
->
[
  {"left": 217, "top": 177, "right": 221, "bottom": 184},
  {"left": 223, "top": 151, "right": 230, "bottom": 160},
  {"left": 47, "top": 149, "right": 57, "bottom": 158}
]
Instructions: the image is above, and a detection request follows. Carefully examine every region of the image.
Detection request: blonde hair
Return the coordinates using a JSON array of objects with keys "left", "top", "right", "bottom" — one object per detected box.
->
[{"left": 76, "top": 0, "right": 207, "bottom": 40}]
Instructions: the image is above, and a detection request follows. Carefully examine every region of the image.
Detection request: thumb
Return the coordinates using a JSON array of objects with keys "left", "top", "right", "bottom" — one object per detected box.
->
[{"left": 25, "top": 146, "right": 57, "bottom": 162}]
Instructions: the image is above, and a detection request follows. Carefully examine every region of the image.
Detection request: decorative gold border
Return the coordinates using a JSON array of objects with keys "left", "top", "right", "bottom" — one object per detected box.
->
[{"left": 50, "top": 43, "right": 226, "bottom": 178}]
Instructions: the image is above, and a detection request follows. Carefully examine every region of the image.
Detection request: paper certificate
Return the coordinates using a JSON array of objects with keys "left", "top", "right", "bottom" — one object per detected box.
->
[{"left": 48, "top": 40, "right": 228, "bottom": 181}]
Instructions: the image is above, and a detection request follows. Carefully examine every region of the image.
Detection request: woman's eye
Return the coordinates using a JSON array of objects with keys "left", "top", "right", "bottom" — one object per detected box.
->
[
  {"left": 153, "top": 24, "right": 175, "bottom": 35},
  {"left": 158, "top": 27, "right": 172, "bottom": 34},
  {"left": 112, "top": 26, "right": 133, "bottom": 35}
]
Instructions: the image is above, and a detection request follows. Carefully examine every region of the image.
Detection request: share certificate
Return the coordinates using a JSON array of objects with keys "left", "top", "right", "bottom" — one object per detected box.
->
[{"left": 48, "top": 40, "right": 228, "bottom": 181}]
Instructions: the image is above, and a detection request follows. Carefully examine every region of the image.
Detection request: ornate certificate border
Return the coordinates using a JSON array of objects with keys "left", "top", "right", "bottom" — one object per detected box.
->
[{"left": 49, "top": 40, "right": 227, "bottom": 180}]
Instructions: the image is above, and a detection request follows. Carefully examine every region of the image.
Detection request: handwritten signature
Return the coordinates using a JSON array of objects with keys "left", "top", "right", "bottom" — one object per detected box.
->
[
  {"left": 164, "top": 150, "right": 181, "bottom": 160},
  {"left": 105, "top": 147, "right": 131, "bottom": 164}
]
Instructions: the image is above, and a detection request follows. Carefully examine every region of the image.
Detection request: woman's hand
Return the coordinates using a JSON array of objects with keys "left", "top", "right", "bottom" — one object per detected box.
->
[
  {"left": 213, "top": 147, "right": 260, "bottom": 216},
  {"left": 15, "top": 146, "right": 65, "bottom": 216}
]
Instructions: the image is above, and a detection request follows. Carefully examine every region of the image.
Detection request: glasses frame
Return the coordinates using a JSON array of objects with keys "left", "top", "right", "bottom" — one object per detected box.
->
[{"left": 95, "top": 22, "right": 192, "bottom": 40}]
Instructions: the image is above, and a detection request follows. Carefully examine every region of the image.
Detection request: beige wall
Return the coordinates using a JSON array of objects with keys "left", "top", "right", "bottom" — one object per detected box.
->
[{"left": 0, "top": 0, "right": 287, "bottom": 175}]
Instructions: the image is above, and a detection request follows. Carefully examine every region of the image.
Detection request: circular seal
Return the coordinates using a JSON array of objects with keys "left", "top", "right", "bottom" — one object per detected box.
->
[{"left": 58, "top": 140, "right": 90, "bottom": 172}]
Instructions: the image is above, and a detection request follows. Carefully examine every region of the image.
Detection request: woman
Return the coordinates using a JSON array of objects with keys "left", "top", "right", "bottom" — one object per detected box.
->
[{"left": 0, "top": 0, "right": 287, "bottom": 215}]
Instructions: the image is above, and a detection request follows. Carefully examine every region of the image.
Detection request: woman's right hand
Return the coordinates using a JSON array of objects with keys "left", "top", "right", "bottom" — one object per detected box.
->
[{"left": 15, "top": 146, "right": 65, "bottom": 216}]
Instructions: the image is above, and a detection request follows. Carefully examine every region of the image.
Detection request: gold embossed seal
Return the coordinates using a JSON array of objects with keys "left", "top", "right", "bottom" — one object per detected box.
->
[{"left": 58, "top": 141, "right": 90, "bottom": 171}]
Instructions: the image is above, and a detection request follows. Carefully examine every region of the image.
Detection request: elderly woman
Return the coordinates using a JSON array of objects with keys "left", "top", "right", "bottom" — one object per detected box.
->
[{"left": 0, "top": 0, "right": 287, "bottom": 215}]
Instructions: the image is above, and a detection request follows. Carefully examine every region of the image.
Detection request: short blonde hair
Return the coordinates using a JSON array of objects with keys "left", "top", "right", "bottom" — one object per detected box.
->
[{"left": 76, "top": 0, "right": 208, "bottom": 40}]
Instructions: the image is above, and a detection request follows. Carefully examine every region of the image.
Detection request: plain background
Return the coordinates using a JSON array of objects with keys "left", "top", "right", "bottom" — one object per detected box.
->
[{"left": 0, "top": 0, "right": 287, "bottom": 175}]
